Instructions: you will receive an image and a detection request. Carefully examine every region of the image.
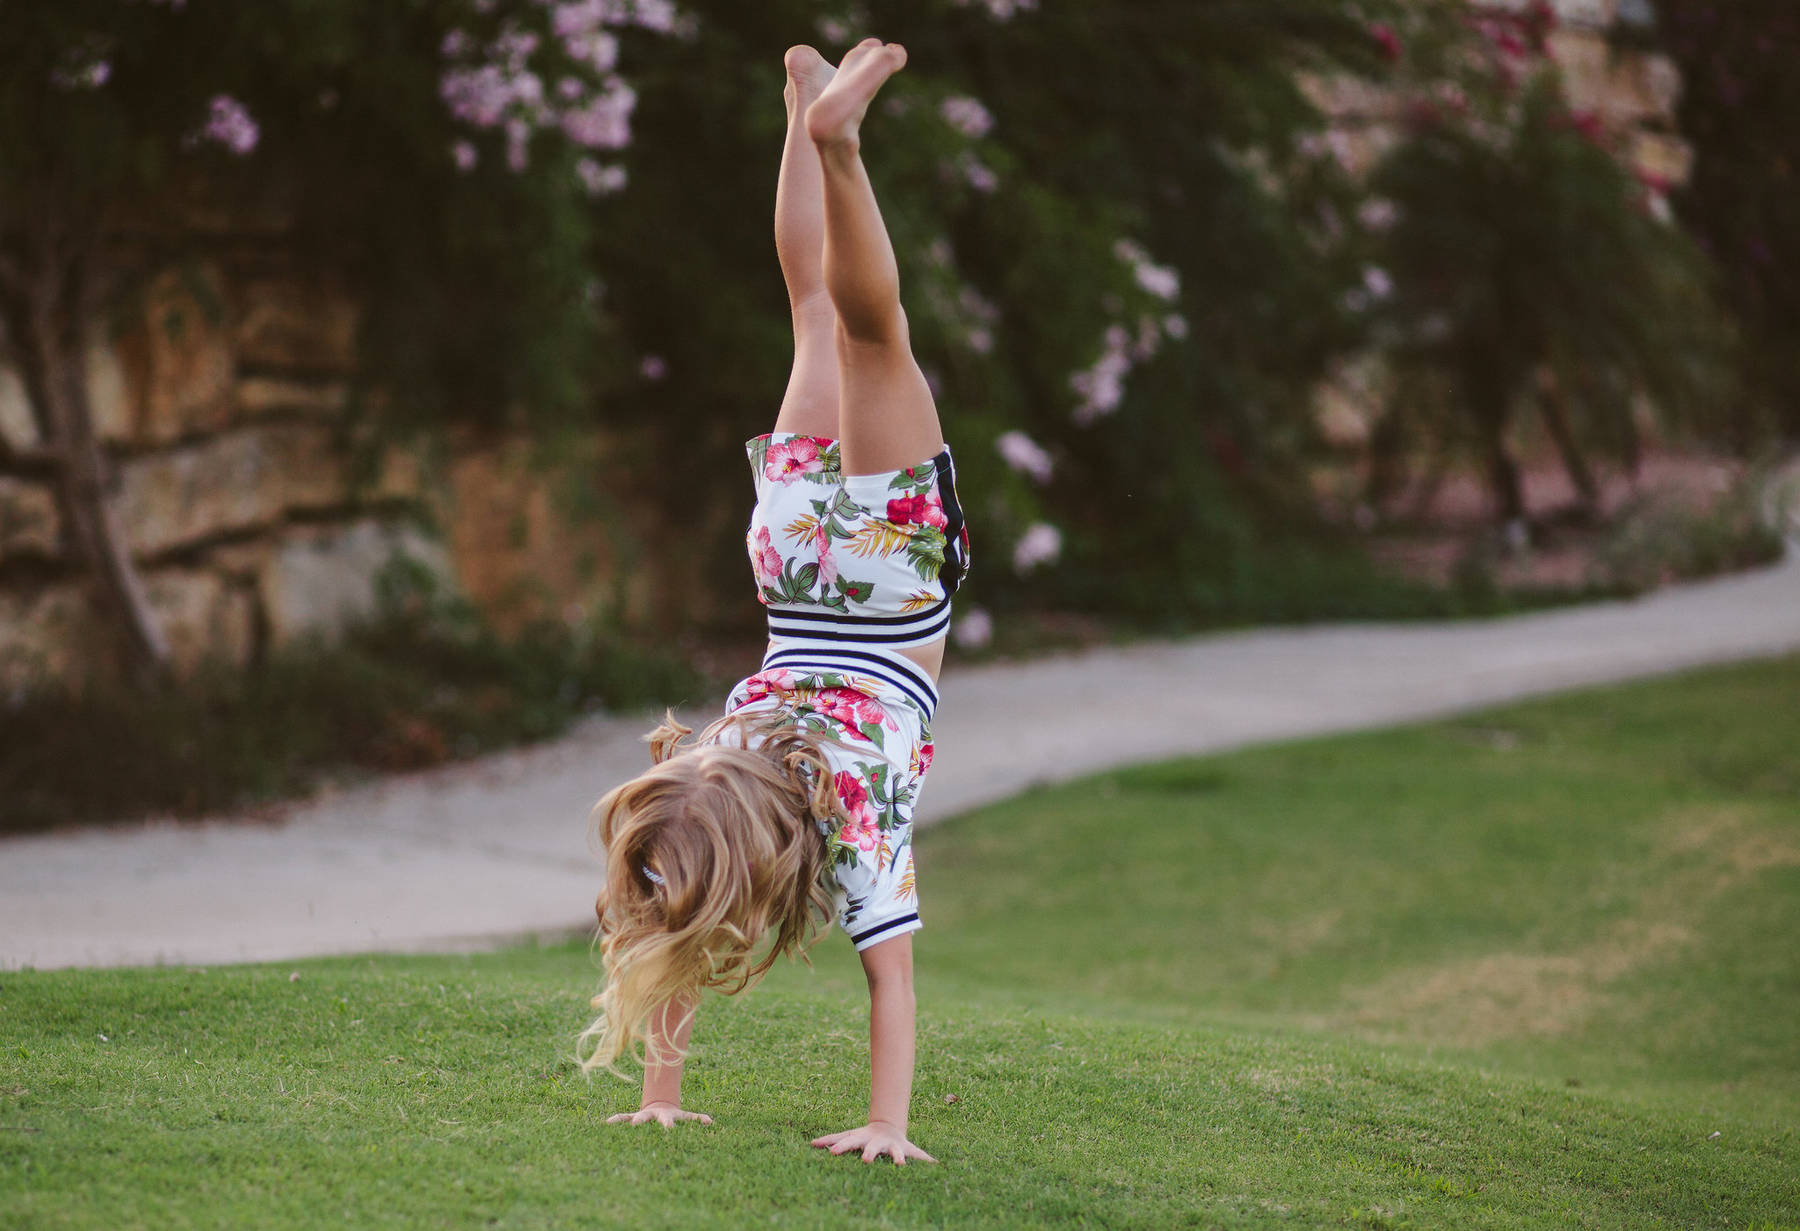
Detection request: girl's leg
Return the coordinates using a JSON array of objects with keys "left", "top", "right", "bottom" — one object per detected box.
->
[
  {"left": 804, "top": 39, "right": 944, "bottom": 475},
  {"left": 773, "top": 46, "right": 842, "bottom": 439}
]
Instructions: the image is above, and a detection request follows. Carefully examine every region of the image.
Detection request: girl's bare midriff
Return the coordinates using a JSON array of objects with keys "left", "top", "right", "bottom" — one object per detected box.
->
[{"left": 768, "top": 634, "right": 945, "bottom": 683}]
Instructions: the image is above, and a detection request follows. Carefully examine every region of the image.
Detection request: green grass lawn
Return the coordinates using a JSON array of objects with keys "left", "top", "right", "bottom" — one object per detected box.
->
[{"left": 5, "top": 657, "right": 1799, "bottom": 1228}]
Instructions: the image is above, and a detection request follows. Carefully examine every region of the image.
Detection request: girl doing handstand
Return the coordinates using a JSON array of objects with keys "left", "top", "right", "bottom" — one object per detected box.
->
[{"left": 579, "top": 38, "right": 970, "bottom": 1167}]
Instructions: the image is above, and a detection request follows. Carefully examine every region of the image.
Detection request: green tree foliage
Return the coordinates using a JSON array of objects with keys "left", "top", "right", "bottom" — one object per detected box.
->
[
  {"left": 1656, "top": 0, "right": 1800, "bottom": 444},
  {"left": 1364, "top": 5, "right": 1726, "bottom": 531},
  {"left": 598, "top": 0, "right": 1400, "bottom": 624}
]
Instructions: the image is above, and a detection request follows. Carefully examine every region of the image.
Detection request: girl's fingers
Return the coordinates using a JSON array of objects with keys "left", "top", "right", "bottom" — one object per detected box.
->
[
  {"left": 811, "top": 1131, "right": 845, "bottom": 1147},
  {"left": 889, "top": 1145, "right": 907, "bottom": 1166},
  {"left": 861, "top": 1141, "right": 881, "bottom": 1163},
  {"left": 606, "top": 1113, "right": 633, "bottom": 1124},
  {"left": 830, "top": 1137, "right": 860, "bottom": 1155},
  {"left": 911, "top": 1145, "right": 938, "bottom": 1164},
  {"left": 692, "top": 1113, "right": 714, "bottom": 1125}
]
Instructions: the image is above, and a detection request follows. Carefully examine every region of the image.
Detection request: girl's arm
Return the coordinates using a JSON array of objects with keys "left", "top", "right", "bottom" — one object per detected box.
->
[
  {"left": 606, "top": 995, "right": 713, "bottom": 1128},
  {"left": 810, "top": 934, "right": 936, "bottom": 1164}
]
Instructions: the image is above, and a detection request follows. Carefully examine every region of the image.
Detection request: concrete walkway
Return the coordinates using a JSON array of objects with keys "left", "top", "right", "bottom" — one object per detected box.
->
[{"left": 6, "top": 544, "right": 1799, "bottom": 972}]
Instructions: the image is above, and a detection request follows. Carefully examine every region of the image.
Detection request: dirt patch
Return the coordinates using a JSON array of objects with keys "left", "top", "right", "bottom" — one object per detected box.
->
[
  {"left": 1340, "top": 920, "right": 1692, "bottom": 1048},
  {"left": 1330, "top": 802, "right": 1795, "bottom": 1048}
]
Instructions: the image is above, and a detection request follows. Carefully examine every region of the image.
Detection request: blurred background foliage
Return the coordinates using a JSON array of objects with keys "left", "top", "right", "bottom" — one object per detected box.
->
[{"left": 1654, "top": 0, "right": 1800, "bottom": 446}]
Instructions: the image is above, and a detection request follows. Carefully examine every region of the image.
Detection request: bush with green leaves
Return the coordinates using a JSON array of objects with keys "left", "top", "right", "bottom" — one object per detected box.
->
[
  {"left": 1357, "top": 3, "right": 1729, "bottom": 535},
  {"left": 1655, "top": 0, "right": 1800, "bottom": 445}
]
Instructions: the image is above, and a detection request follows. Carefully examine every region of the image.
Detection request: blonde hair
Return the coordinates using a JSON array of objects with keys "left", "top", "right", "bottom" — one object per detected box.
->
[{"left": 577, "top": 711, "right": 843, "bottom": 1077}]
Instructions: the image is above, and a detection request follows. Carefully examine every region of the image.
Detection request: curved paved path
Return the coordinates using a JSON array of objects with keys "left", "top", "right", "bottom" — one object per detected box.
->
[{"left": 5, "top": 541, "right": 1799, "bottom": 971}]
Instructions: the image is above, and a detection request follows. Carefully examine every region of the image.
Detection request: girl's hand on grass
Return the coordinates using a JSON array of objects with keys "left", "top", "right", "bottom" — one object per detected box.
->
[
  {"left": 811, "top": 1121, "right": 936, "bottom": 1165},
  {"left": 607, "top": 1101, "right": 713, "bottom": 1128}
]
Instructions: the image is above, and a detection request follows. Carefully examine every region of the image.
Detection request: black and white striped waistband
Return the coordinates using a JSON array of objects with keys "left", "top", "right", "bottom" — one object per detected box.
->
[
  {"left": 761, "top": 642, "right": 940, "bottom": 722},
  {"left": 765, "top": 596, "right": 952, "bottom": 650}
]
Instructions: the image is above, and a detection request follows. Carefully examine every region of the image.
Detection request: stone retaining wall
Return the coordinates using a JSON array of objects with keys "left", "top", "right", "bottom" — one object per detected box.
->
[{"left": 0, "top": 249, "right": 698, "bottom": 694}]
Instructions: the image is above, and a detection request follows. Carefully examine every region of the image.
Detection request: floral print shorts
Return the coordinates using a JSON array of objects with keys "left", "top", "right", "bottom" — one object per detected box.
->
[
  {"left": 720, "top": 433, "right": 968, "bottom": 951},
  {"left": 725, "top": 653, "right": 935, "bottom": 951}
]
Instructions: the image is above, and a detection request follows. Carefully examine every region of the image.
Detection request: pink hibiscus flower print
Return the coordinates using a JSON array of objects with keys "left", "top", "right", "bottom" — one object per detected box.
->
[
  {"left": 739, "top": 667, "right": 795, "bottom": 705},
  {"left": 886, "top": 490, "right": 949, "bottom": 530},
  {"left": 815, "top": 688, "right": 890, "bottom": 737},
  {"left": 838, "top": 810, "right": 881, "bottom": 852},
  {"left": 914, "top": 743, "right": 934, "bottom": 775},
  {"left": 764, "top": 437, "right": 824, "bottom": 484},
  {"left": 834, "top": 768, "right": 869, "bottom": 812},
  {"left": 748, "top": 526, "right": 782, "bottom": 588},
  {"left": 814, "top": 527, "right": 839, "bottom": 587}
]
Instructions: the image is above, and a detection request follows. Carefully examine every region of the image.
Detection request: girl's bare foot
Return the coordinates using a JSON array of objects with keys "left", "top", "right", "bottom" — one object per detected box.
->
[
  {"left": 804, "top": 37, "right": 907, "bottom": 150},
  {"left": 783, "top": 44, "right": 837, "bottom": 122}
]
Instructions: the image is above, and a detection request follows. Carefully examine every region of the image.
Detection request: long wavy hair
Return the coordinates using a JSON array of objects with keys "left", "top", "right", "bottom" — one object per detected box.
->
[{"left": 577, "top": 710, "right": 843, "bottom": 1077}]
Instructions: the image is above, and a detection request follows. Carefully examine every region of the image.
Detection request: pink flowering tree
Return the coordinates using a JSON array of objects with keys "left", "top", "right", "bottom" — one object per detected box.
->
[
  {"left": 1356, "top": 3, "right": 1726, "bottom": 532},
  {"left": 0, "top": 0, "right": 671, "bottom": 681}
]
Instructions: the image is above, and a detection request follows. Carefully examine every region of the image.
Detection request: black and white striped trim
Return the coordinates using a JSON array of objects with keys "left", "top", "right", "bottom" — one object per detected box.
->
[
  {"left": 850, "top": 912, "right": 921, "bottom": 950},
  {"left": 761, "top": 644, "right": 939, "bottom": 721},
  {"left": 765, "top": 595, "right": 953, "bottom": 648}
]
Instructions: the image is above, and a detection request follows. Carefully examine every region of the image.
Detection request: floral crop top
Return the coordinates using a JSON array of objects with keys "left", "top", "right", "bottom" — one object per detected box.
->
[{"left": 745, "top": 434, "right": 971, "bottom": 650}]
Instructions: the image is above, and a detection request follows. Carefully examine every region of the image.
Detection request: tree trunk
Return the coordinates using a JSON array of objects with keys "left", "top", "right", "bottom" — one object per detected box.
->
[
  {"left": 1, "top": 238, "right": 170, "bottom": 685},
  {"left": 1536, "top": 368, "right": 1601, "bottom": 522},
  {"left": 1471, "top": 384, "right": 1527, "bottom": 533}
]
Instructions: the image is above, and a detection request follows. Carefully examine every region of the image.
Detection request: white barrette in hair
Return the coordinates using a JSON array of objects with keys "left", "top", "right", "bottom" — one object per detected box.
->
[{"left": 642, "top": 865, "right": 666, "bottom": 886}]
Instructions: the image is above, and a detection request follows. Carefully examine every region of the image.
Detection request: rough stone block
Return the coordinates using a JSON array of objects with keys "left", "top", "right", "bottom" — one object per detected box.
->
[
  {"left": 233, "top": 278, "right": 359, "bottom": 373},
  {"left": 1630, "top": 130, "right": 1695, "bottom": 187},
  {"left": 117, "top": 423, "right": 347, "bottom": 559},
  {"left": 1552, "top": 0, "right": 1617, "bottom": 27},
  {"left": 0, "top": 583, "right": 101, "bottom": 694},
  {"left": 258, "top": 518, "right": 453, "bottom": 648},
  {"left": 114, "top": 265, "right": 237, "bottom": 443},
  {"left": 1550, "top": 30, "right": 1613, "bottom": 115},
  {"left": 143, "top": 567, "right": 255, "bottom": 674},
  {"left": 235, "top": 376, "right": 350, "bottom": 418},
  {"left": 0, "top": 362, "right": 42, "bottom": 452},
  {"left": 1297, "top": 72, "right": 1398, "bottom": 122},
  {"left": 1606, "top": 52, "right": 1682, "bottom": 125},
  {"left": 1476, "top": 0, "right": 1615, "bottom": 25},
  {"left": 0, "top": 478, "right": 59, "bottom": 562}
]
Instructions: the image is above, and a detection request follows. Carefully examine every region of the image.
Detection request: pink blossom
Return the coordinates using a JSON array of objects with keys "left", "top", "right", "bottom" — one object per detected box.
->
[
  {"left": 915, "top": 743, "right": 934, "bottom": 774},
  {"left": 958, "top": 152, "right": 999, "bottom": 193},
  {"left": 1369, "top": 22, "right": 1403, "bottom": 62},
  {"left": 1357, "top": 197, "right": 1400, "bottom": 231},
  {"left": 950, "top": 0, "right": 1038, "bottom": 18},
  {"left": 763, "top": 437, "right": 825, "bottom": 483},
  {"left": 953, "top": 608, "right": 994, "bottom": 650},
  {"left": 451, "top": 140, "right": 478, "bottom": 172},
  {"left": 561, "top": 83, "right": 635, "bottom": 149},
  {"left": 198, "top": 95, "right": 259, "bottom": 155},
  {"left": 563, "top": 31, "right": 621, "bottom": 74},
  {"left": 631, "top": 0, "right": 678, "bottom": 32},
  {"left": 1011, "top": 522, "right": 1062, "bottom": 573},
  {"left": 1162, "top": 313, "right": 1189, "bottom": 340},
  {"left": 638, "top": 353, "right": 666, "bottom": 380},
  {"left": 577, "top": 157, "right": 628, "bottom": 196},
  {"left": 995, "top": 431, "right": 1053, "bottom": 484},
  {"left": 940, "top": 95, "right": 995, "bottom": 139},
  {"left": 1133, "top": 262, "right": 1180, "bottom": 302}
]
